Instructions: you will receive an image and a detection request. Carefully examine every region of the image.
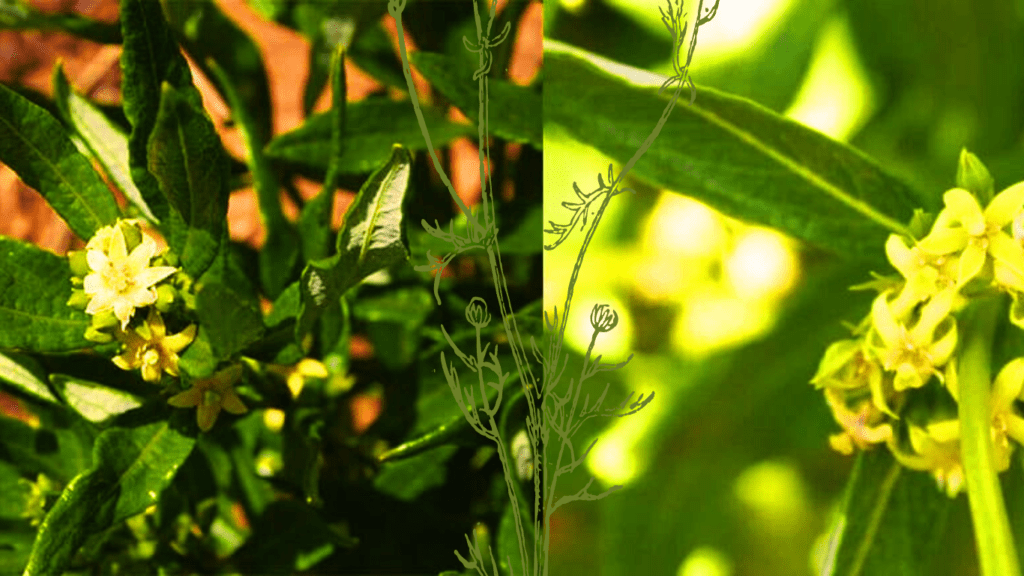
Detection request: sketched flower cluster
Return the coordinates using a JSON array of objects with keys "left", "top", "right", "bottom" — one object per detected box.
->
[{"left": 812, "top": 150, "right": 1024, "bottom": 497}]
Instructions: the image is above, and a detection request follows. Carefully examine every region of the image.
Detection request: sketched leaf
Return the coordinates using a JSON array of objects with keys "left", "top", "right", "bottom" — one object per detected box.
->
[
  {"left": 296, "top": 145, "right": 412, "bottom": 339},
  {"left": 265, "top": 99, "right": 471, "bottom": 174},
  {"left": 412, "top": 51, "right": 542, "bottom": 149},
  {"left": 0, "top": 82, "right": 119, "bottom": 240},
  {"left": 497, "top": 500, "right": 532, "bottom": 576},
  {"left": 21, "top": 416, "right": 195, "bottom": 576},
  {"left": 823, "top": 449, "right": 952, "bottom": 576},
  {"left": 51, "top": 63, "right": 156, "bottom": 223},
  {"left": 147, "top": 83, "right": 229, "bottom": 277},
  {"left": 0, "top": 237, "right": 92, "bottom": 352},
  {"left": 544, "top": 45, "right": 930, "bottom": 264}
]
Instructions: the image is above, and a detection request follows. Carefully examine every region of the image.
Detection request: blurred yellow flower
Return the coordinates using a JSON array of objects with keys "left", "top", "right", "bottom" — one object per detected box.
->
[
  {"left": 868, "top": 289, "right": 957, "bottom": 392},
  {"left": 889, "top": 421, "right": 965, "bottom": 497},
  {"left": 83, "top": 222, "right": 176, "bottom": 328},
  {"left": 167, "top": 364, "right": 248, "bottom": 432},
  {"left": 112, "top": 309, "right": 196, "bottom": 383}
]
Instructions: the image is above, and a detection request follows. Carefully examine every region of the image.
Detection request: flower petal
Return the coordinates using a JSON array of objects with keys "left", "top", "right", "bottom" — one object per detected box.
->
[
  {"left": 113, "top": 300, "right": 135, "bottom": 329},
  {"left": 927, "top": 321, "right": 958, "bottom": 367},
  {"left": 1006, "top": 414, "right": 1024, "bottom": 446},
  {"left": 995, "top": 357, "right": 1024, "bottom": 403},
  {"left": 125, "top": 235, "right": 157, "bottom": 276},
  {"left": 168, "top": 387, "right": 202, "bottom": 408},
  {"left": 142, "top": 363, "right": 161, "bottom": 383},
  {"left": 86, "top": 250, "right": 109, "bottom": 274},
  {"left": 85, "top": 289, "right": 115, "bottom": 315},
  {"left": 989, "top": 232, "right": 1024, "bottom": 280},
  {"left": 871, "top": 293, "right": 904, "bottom": 349},
  {"left": 926, "top": 420, "right": 961, "bottom": 444},
  {"left": 894, "top": 364, "right": 923, "bottom": 391},
  {"left": 197, "top": 404, "right": 220, "bottom": 432},
  {"left": 109, "top": 223, "right": 128, "bottom": 262},
  {"left": 910, "top": 289, "right": 955, "bottom": 345},
  {"left": 955, "top": 242, "right": 986, "bottom": 287},
  {"left": 917, "top": 226, "right": 970, "bottom": 255},
  {"left": 133, "top": 266, "right": 177, "bottom": 290},
  {"left": 985, "top": 181, "right": 1024, "bottom": 228},
  {"left": 220, "top": 392, "right": 248, "bottom": 415},
  {"left": 886, "top": 235, "right": 918, "bottom": 279},
  {"left": 944, "top": 188, "right": 986, "bottom": 235},
  {"left": 163, "top": 325, "right": 197, "bottom": 354}
]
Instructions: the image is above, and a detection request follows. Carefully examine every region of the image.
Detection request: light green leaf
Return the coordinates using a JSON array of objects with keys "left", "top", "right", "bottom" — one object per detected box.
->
[
  {"left": 0, "top": 83, "right": 119, "bottom": 240},
  {"left": 296, "top": 145, "right": 412, "bottom": 339},
  {"left": 0, "top": 237, "right": 92, "bottom": 352},
  {"left": 412, "top": 51, "right": 542, "bottom": 149},
  {"left": 544, "top": 45, "right": 930, "bottom": 263},
  {"left": 0, "top": 351, "right": 57, "bottom": 404},
  {"left": 21, "top": 415, "right": 196, "bottom": 576},
  {"left": 265, "top": 99, "right": 472, "bottom": 174},
  {"left": 51, "top": 62, "right": 156, "bottom": 223},
  {"left": 147, "top": 83, "right": 229, "bottom": 277},
  {"left": 49, "top": 375, "right": 144, "bottom": 424},
  {"left": 823, "top": 449, "right": 952, "bottom": 576}
]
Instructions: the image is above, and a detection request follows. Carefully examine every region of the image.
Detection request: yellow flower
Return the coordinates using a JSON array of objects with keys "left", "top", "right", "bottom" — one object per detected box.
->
[
  {"left": 888, "top": 421, "right": 965, "bottom": 497},
  {"left": 811, "top": 338, "right": 896, "bottom": 417},
  {"left": 868, "top": 288, "right": 957, "bottom": 392},
  {"left": 267, "top": 358, "right": 329, "bottom": 398},
  {"left": 167, "top": 364, "right": 248, "bottom": 432},
  {"left": 917, "top": 184, "right": 1024, "bottom": 289},
  {"left": 884, "top": 234, "right": 959, "bottom": 313},
  {"left": 823, "top": 388, "right": 893, "bottom": 455},
  {"left": 83, "top": 223, "right": 176, "bottom": 328},
  {"left": 944, "top": 356, "right": 1024, "bottom": 472},
  {"left": 112, "top": 309, "right": 196, "bottom": 382}
]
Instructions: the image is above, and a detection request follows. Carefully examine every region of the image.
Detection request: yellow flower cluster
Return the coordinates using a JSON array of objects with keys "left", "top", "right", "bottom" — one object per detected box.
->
[{"left": 812, "top": 151, "right": 1024, "bottom": 497}]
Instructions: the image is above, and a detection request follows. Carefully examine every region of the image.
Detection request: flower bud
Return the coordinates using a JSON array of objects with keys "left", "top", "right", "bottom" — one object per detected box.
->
[
  {"left": 67, "top": 250, "right": 90, "bottom": 277},
  {"left": 465, "top": 297, "right": 491, "bottom": 328},
  {"left": 155, "top": 284, "right": 177, "bottom": 312},
  {"left": 66, "top": 289, "right": 89, "bottom": 310},
  {"left": 957, "top": 148, "right": 994, "bottom": 205},
  {"left": 590, "top": 304, "right": 619, "bottom": 333},
  {"left": 92, "top": 310, "right": 119, "bottom": 329},
  {"left": 84, "top": 326, "right": 114, "bottom": 343},
  {"left": 118, "top": 220, "right": 144, "bottom": 252}
]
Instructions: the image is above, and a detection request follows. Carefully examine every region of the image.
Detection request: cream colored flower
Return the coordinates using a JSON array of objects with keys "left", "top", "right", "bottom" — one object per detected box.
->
[
  {"left": 83, "top": 223, "right": 176, "bottom": 328},
  {"left": 112, "top": 309, "right": 196, "bottom": 383},
  {"left": 167, "top": 364, "right": 248, "bottom": 432}
]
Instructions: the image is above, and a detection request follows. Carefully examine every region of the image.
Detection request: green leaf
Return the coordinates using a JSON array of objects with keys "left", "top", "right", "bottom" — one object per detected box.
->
[
  {"left": 373, "top": 444, "right": 458, "bottom": 501},
  {"left": 51, "top": 63, "right": 156, "bottom": 223},
  {"left": 543, "top": 44, "right": 929, "bottom": 263},
  {"left": 147, "top": 82, "right": 229, "bottom": 277},
  {"left": 206, "top": 58, "right": 299, "bottom": 299},
  {"left": 411, "top": 51, "right": 542, "bottom": 149},
  {"left": 823, "top": 449, "right": 952, "bottom": 576},
  {"left": 354, "top": 286, "right": 434, "bottom": 370},
  {"left": 0, "top": 237, "right": 92, "bottom": 352},
  {"left": 231, "top": 500, "right": 342, "bottom": 574},
  {"left": 120, "top": 0, "right": 197, "bottom": 225},
  {"left": 0, "top": 352, "right": 57, "bottom": 404},
  {"left": 0, "top": 83, "right": 119, "bottom": 240},
  {"left": 48, "top": 375, "right": 144, "bottom": 425},
  {"left": 21, "top": 415, "right": 196, "bottom": 576},
  {"left": 0, "top": 0, "right": 121, "bottom": 43},
  {"left": 0, "top": 522, "right": 35, "bottom": 575},
  {"left": 265, "top": 98, "right": 472, "bottom": 174},
  {"left": 347, "top": 23, "right": 407, "bottom": 89},
  {"left": 0, "top": 460, "right": 30, "bottom": 520},
  {"left": 195, "top": 282, "right": 265, "bottom": 362},
  {"left": 296, "top": 145, "right": 413, "bottom": 339}
]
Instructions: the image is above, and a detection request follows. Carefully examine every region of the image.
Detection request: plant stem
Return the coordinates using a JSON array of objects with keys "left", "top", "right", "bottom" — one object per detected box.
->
[{"left": 959, "top": 296, "right": 1021, "bottom": 576}]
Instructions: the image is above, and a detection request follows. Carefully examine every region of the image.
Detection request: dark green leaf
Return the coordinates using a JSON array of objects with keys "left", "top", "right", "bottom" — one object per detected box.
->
[
  {"left": 207, "top": 59, "right": 299, "bottom": 299},
  {"left": 265, "top": 98, "right": 472, "bottom": 174},
  {"left": 266, "top": 281, "right": 302, "bottom": 328},
  {"left": 178, "top": 325, "right": 217, "bottom": 379},
  {"left": 231, "top": 500, "right": 342, "bottom": 574},
  {"left": 296, "top": 145, "right": 413, "bottom": 339},
  {"left": 51, "top": 63, "right": 156, "bottom": 223},
  {"left": 195, "top": 282, "right": 265, "bottom": 362},
  {"left": 120, "top": 0, "right": 197, "bottom": 224},
  {"left": 0, "top": 83, "right": 119, "bottom": 240},
  {"left": 0, "top": 522, "right": 35, "bottom": 575},
  {"left": 354, "top": 286, "right": 433, "bottom": 370},
  {"left": 0, "top": 237, "right": 92, "bottom": 352},
  {"left": 48, "top": 375, "right": 144, "bottom": 425},
  {"left": 147, "top": 82, "right": 229, "bottom": 277},
  {"left": 0, "top": 1, "right": 120, "bottom": 43},
  {"left": 0, "top": 352, "right": 57, "bottom": 404},
  {"left": 412, "top": 51, "right": 542, "bottom": 148},
  {"left": 824, "top": 449, "right": 952, "bottom": 576},
  {"left": 21, "top": 414, "right": 196, "bottom": 576},
  {"left": 544, "top": 46, "right": 930, "bottom": 264},
  {"left": 373, "top": 445, "right": 458, "bottom": 501}
]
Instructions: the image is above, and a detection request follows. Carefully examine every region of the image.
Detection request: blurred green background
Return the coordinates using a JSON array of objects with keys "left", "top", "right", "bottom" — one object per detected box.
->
[{"left": 542, "top": 0, "right": 1024, "bottom": 575}]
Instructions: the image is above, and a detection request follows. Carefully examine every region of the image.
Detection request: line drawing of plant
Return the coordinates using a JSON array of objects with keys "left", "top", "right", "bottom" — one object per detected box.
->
[{"left": 388, "top": 1, "right": 719, "bottom": 574}]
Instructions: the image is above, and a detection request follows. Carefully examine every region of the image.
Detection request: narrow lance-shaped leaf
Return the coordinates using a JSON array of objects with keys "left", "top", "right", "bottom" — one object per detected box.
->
[
  {"left": 822, "top": 449, "right": 952, "bottom": 576},
  {"left": 147, "top": 82, "right": 229, "bottom": 277},
  {"left": 296, "top": 145, "right": 413, "bottom": 339},
  {"left": 543, "top": 44, "right": 931, "bottom": 264},
  {"left": 0, "top": 351, "right": 58, "bottom": 404},
  {"left": 300, "top": 44, "right": 347, "bottom": 265},
  {"left": 0, "top": 83, "right": 119, "bottom": 240},
  {"left": 206, "top": 58, "right": 299, "bottom": 299},
  {"left": 0, "top": 2, "right": 121, "bottom": 44},
  {"left": 120, "top": 0, "right": 197, "bottom": 224},
  {"left": 49, "top": 375, "right": 144, "bottom": 425},
  {"left": 0, "top": 237, "right": 92, "bottom": 352},
  {"left": 51, "top": 62, "right": 157, "bottom": 223},
  {"left": 22, "top": 415, "right": 197, "bottom": 576}
]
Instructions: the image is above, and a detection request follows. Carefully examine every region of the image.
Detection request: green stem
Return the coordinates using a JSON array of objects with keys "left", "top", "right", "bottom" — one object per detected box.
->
[{"left": 959, "top": 296, "right": 1021, "bottom": 576}]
